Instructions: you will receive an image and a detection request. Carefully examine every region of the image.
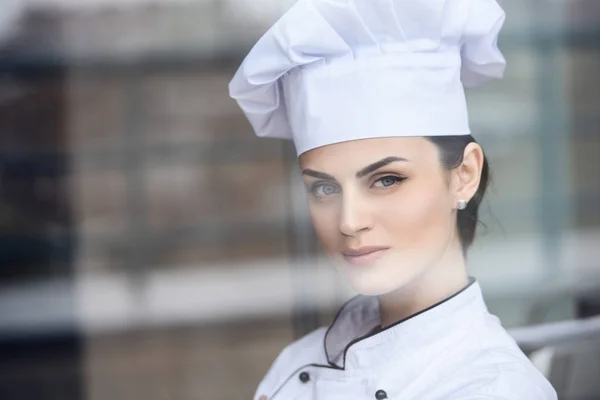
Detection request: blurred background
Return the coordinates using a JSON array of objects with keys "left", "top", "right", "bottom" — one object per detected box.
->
[{"left": 0, "top": 0, "right": 599, "bottom": 399}]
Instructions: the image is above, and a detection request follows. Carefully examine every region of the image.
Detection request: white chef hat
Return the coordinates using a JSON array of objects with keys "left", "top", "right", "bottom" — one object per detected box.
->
[{"left": 228, "top": 0, "right": 506, "bottom": 156}]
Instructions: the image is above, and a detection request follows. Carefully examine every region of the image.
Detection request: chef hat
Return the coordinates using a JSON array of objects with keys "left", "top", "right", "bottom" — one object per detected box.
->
[{"left": 228, "top": 0, "right": 506, "bottom": 156}]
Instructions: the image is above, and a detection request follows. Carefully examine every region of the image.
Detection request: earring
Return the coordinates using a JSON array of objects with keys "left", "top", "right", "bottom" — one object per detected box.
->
[{"left": 457, "top": 200, "right": 468, "bottom": 211}]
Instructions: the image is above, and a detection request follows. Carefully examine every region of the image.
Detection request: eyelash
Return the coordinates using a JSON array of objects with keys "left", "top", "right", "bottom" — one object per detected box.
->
[
  {"left": 308, "top": 175, "right": 405, "bottom": 198},
  {"left": 372, "top": 175, "right": 405, "bottom": 189},
  {"left": 308, "top": 182, "right": 340, "bottom": 198}
]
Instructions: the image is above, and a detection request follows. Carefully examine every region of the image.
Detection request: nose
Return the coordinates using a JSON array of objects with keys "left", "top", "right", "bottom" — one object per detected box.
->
[{"left": 339, "top": 193, "right": 373, "bottom": 237}]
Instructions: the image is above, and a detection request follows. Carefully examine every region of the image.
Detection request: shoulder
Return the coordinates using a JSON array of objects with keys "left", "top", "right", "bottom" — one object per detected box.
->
[
  {"left": 445, "top": 368, "right": 557, "bottom": 399},
  {"left": 273, "top": 326, "right": 328, "bottom": 365},
  {"left": 253, "top": 327, "right": 327, "bottom": 400},
  {"left": 438, "top": 348, "right": 558, "bottom": 400},
  {"left": 433, "top": 316, "right": 557, "bottom": 399}
]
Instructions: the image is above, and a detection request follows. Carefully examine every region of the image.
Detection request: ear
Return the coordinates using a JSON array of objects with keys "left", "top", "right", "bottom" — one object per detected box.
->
[{"left": 451, "top": 142, "right": 484, "bottom": 209}]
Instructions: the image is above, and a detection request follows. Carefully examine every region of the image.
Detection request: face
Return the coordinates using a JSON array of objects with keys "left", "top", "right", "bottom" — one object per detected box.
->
[{"left": 299, "top": 137, "right": 461, "bottom": 296}]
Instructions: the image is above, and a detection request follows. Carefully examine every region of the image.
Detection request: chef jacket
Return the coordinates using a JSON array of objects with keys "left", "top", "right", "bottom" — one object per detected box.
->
[{"left": 254, "top": 279, "right": 557, "bottom": 400}]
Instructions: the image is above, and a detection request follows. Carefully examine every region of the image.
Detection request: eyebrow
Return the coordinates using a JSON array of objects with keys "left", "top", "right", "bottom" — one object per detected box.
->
[
  {"left": 302, "top": 169, "right": 336, "bottom": 181},
  {"left": 302, "top": 156, "right": 409, "bottom": 181},
  {"left": 355, "top": 156, "right": 409, "bottom": 178}
]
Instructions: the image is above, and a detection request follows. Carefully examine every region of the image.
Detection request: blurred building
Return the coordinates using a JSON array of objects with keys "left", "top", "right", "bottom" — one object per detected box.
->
[
  {"left": 0, "top": 2, "right": 297, "bottom": 399},
  {"left": 569, "top": 0, "right": 600, "bottom": 229},
  {"left": 0, "top": 1, "right": 599, "bottom": 399}
]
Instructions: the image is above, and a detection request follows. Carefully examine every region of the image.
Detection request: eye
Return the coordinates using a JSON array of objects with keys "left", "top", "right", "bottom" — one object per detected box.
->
[
  {"left": 373, "top": 175, "right": 405, "bottom": 188},
  {"left": 310, "top": 182, "right": 340, "bottom": 198}
]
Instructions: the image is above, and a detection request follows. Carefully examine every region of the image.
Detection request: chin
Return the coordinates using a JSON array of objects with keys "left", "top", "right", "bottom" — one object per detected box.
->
[
  {"left": 350, "top": 281, "right": 396, "bottom": 296},
  {"left": 347, "top": 276, "right": 409, "bottom": 296},
  {"left": 336, "top": 261, "right": 419, "bottom": 297}
]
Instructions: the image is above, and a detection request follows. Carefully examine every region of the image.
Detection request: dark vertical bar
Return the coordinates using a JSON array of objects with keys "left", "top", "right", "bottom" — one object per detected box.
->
[
  {"left": 281, "top": 141, "right": 320, "bottom": 339},
  {"left": 535, "top": 2, "right": 570, "bottom": 281},
  {"left": 0, "top": 45, "right": 84, "bottom": 400},
  {"left": 122, "top": 68, "right": 150, "bottom": 316}
]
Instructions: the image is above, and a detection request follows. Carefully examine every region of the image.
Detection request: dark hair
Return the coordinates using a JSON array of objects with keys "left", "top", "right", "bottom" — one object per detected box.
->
[{"left": 426, "top": 135, "right": 490, "bottom": 253}]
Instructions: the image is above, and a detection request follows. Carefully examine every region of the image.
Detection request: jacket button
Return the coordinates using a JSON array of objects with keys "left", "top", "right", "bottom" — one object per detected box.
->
[
  {"left": 299, "top": 371, "right": 310, "bottom": 383},
  {"left": 375, "top": 389, "right": 388, "bottom": 400}
]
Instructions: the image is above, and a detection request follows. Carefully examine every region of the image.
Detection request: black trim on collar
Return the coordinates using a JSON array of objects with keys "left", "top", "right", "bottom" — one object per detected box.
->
[
  {"left": 322, "top": 293, "right": 360, "bottom": 368},
  {"left": 324, "top": 277, "right": 477, "bottom": 369},
  {"left": 269, "top": 362, "right": 344, "bottom": 399}
]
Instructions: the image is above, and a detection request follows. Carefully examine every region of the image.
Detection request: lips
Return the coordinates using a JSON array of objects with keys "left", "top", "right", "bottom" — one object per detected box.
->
[{"left": 341, "top": 246, "right": 389, "bottom": 266}]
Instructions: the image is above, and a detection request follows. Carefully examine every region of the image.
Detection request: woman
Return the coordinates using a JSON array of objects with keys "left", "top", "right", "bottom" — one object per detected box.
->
[{"left": 229, "top": 0, "right": 557, "bottom": 399}]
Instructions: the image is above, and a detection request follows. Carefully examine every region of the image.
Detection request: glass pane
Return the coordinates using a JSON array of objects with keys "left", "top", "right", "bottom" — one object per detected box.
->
[{"left": 1, "top": 0, "right": 599, "bottom": 399}]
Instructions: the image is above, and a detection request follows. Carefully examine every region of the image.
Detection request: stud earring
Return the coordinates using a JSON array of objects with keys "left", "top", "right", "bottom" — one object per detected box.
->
[{"left": 457, "top": 200, "right": 468, "bottom": 211}]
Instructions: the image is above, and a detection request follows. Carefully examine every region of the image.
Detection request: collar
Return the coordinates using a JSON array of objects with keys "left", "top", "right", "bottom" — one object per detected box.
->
[{"left": 323, "top": 278, "right": 488, "bottom": 372}]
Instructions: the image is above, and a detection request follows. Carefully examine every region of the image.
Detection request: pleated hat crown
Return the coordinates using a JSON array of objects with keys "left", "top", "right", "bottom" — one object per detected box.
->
[{"left": 229, "top": 0, "right": 506, "bottom": 156}]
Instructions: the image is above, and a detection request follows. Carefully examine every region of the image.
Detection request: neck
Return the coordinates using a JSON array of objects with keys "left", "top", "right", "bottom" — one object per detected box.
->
[{"left": 377, "top": 243, "right": 469, "bottom": 328}]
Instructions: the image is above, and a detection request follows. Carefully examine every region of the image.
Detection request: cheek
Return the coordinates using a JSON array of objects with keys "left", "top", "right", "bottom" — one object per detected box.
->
[
  {"left": 308, "top": 203, "right": 340, "bottom": 251},
  {"left": 379, "top": 181, "right": 453, "bottom": 248}
]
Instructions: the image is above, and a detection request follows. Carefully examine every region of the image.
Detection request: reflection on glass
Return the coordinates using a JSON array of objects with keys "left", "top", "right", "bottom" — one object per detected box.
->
[{"left": 0, "top": 0, "right": 598, "bottom": 399}]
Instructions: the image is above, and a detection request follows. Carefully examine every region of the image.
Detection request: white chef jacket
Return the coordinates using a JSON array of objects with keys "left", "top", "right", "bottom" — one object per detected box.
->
[{"left": 254, "top": 279, "right": 557, "bottom": 400}]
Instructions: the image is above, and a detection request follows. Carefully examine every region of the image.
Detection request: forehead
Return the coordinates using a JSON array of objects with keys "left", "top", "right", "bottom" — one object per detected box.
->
[{"left": 298, "top": 137, "right": 439, "bottom": 171}]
